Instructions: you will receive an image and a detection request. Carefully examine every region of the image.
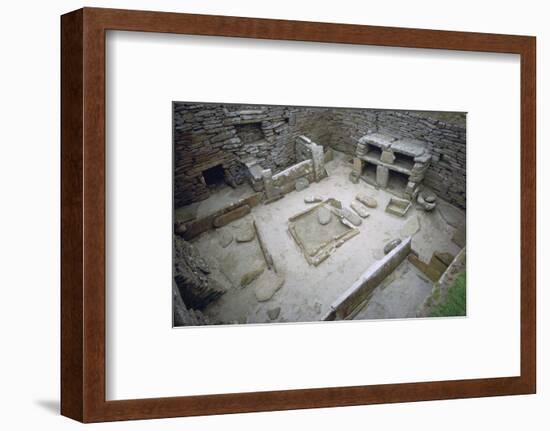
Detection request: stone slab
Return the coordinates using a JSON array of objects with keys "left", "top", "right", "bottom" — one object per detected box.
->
[
  {"left": 213, "top": 204, "right": 251, "bottom": 228},
  {"left": 359, "top": 132, "right": 397, "bottom": 150},
  {"left": 317, "top": 206, "right": 332, "bottom": 225},
  {"left": 295, "top": 177, "right": 310, "bottom": 191},
  {"left": 235, "top": 222, "right": 256, "bottom": 242},
  {"left": 376, "top": 165, "right": 389, "bottom": 188},
  {"left": 350, "top": 201, "right": 370, "bottom": 218},
  {"left": 390, "top": 138, "right": 427, "bottom": 158},
  {"left": 356, "top": 193, "right": 378, "bottom": 208},
  {"left": 254, "top": 270, "right": 285, "bottom": 302},
  {"left": 323, "top": 237, "right": 412, "bottom": 320},
  {"left": 380, "top": 150, "right": 396, "bottom": 164}
]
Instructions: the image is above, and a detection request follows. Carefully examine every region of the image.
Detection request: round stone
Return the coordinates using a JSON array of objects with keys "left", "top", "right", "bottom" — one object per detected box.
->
[
  {"left": 317, "top": 206, "right": 332, "bottom": 225},
  {"left": 356, "top": 193, "right": 378, "bottom": 208},
  {"left": 422, "top": 191, "right": 437, "bottom": 203}
]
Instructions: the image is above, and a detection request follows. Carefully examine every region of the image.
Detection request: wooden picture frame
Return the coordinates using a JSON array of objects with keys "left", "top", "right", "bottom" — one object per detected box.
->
[{"left": 61, "top": 7, "right": 536, "bottom": 423}]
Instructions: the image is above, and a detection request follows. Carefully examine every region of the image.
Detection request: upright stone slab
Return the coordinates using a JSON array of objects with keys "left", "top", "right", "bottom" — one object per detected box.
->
[
  {"left": 295, "top": 135, "right": 326, "bottom": 182},
  {"left": 353, "top": 157, "right": 364, "bottom": 175},
  {"left": 380, "top": 150, "right": 395, "bottom": 164},
  {"left": 311, "top": 143, "right": 326, "bottom": 182},
  {"left": 405, "top": 181, "right": 418, "bottom": 200},
  {"left": 262, "top": 168, "right": 276, "bottom": 200},
  {"left": 376, "top": 165, "right": 389, "bottom": 188}
]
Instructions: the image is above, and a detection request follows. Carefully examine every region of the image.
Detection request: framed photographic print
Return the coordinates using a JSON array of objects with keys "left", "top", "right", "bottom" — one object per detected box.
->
[{"left": 61, "top": 7, "right": 536, "bottom": 422}]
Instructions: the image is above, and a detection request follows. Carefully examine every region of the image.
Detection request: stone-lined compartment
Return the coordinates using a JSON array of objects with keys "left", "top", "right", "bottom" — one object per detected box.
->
[{"left": 322, "top": 237, "right": 412, "bottom": 320}]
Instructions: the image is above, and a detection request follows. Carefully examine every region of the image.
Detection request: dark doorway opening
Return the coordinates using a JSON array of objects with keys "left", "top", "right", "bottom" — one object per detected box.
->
[{"left": 203, "top": 164, "right": 225, "bottom": 188}]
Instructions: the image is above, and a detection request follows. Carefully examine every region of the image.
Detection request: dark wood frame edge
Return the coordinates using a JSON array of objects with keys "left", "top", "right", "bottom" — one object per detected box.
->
[{"left": 61, "top": 7, "right": 536, "bottom": 423}]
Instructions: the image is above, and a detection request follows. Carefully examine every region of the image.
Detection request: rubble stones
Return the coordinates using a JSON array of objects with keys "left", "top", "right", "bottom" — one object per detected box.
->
[
  {"left": 350, "top": 201, "right": 370, "bottom": 218},
  {"left": 173, "top": 235, "right": 226, "bottom": 309},
  {"left": 173, "top": 280, "right": 211, "bottom": 326},
  {"left": 356, "top": 193, "right": 378, "bottom": 208}
]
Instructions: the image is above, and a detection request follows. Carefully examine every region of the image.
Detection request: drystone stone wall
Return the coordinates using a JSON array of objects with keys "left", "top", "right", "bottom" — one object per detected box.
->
[
  {"left": 173, "top": 235, "right": 226, "bottom": 310},
  {"left": 325, "top": 109, "right": 378, "bottom": 154},
  {"left": 375, "top": 111, "right": 466, "bottom": 209},
  {"left": 324, "top": 109, "right": 466, "bottom": 209},
  {"left": 174, "top": 103, "right": 466, "bottom": 209},
  {"left": 174, "top": 103, "right": 332, "bottom": 207}
]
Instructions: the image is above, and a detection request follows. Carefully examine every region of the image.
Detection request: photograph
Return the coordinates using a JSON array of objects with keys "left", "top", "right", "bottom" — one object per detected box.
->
[
  {"left": 1, "top": 0, "right": 542, "bottom": 428},
  {"left": 172, "top": 102, "right": 467, "bottom": 326}
]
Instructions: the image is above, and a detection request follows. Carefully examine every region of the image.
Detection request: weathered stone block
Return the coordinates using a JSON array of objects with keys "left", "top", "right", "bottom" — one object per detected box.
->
[
  {"left": 295, "top": 177, "right": 310, "bottom": 191},
  {"left": 349, "top": 171, "right": 360, "bottom": 184},
  {"left": 380, "top": 150, "right": 396, "bottom": 164},
  {"left": 213, "top": 205, "right": 251, "bottom": 227},
  {"left": 356, "top": 193, "right": 378, "bottom": 208},
  {"left": 351, "top": 201, "right": 370, "bottom": 218},
  {"left": 376, "top": 165, "right": 389, "bottom": 188},
  {"left": 353, "top": 157, "right": 364, "bottom": 173}
]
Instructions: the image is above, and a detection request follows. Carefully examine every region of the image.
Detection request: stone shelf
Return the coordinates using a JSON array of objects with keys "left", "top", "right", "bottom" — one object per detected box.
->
[{"left": 359, "top": 153, "right": 413, "bottom": 175}]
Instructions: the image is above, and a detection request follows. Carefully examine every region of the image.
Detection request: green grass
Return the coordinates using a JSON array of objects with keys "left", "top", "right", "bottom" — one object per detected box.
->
[{"left": 429, "top": 272, "right": 466, "bottom": 317}]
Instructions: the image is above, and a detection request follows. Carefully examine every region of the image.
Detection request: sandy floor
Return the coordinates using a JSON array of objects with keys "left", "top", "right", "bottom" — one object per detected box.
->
[{"left": 190, "top": 152, "right": 464, "bottom": 324}]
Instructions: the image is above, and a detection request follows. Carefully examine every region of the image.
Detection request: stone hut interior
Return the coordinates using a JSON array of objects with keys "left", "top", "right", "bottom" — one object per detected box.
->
[{"left": 172, "top": 103, "right": 467, "bottom": 327}]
